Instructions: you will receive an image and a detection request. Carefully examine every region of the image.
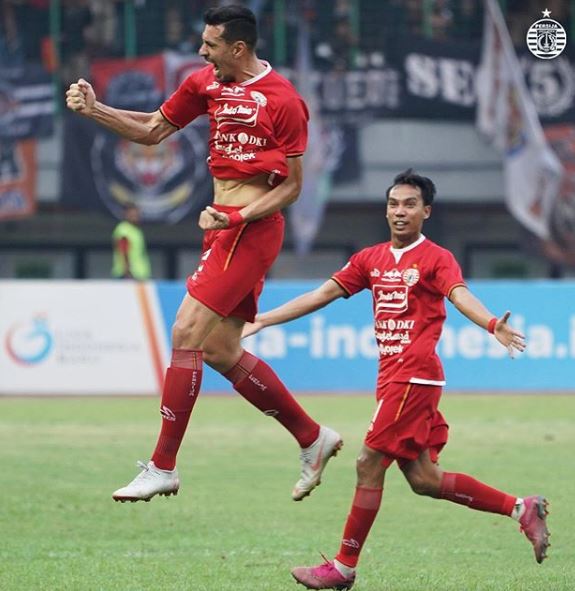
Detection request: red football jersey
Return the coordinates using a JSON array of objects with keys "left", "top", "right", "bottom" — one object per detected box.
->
[
  {"left": 332, "top": 236, "right": 466, "bottom": 387},
  {"left": 160, "top": 62, "right": 308, "bottom": 185}
]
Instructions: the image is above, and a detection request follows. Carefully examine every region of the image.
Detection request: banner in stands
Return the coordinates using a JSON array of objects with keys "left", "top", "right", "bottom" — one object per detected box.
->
[
  {"left": 0, "top": 139, "right": 36, "bottom": 220},
  {"left": 3, "top": 280, "right": 569, "bottom": 396},
  {"left": 303, "top": 41, "right": 575, "bottom": 124},
  {"left": 0, "top": 64, "right": 54, "bottom": 140},
  {"left": 60, "top": 54, "right": 211, "bottom": 223}
]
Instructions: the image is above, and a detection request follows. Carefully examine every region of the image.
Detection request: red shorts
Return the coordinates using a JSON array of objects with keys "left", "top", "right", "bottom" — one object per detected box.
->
[
  {"left": 186, "top": 204, "right": 284, "bottom": 322},
  {"left": 364, "top": 382, "right": 449, "bottom": 468}
]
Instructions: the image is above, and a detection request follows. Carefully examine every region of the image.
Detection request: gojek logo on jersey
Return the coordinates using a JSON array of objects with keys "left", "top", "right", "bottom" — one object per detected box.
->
[{"left": 5, "top": 316, "right": 54, "bottom": 366}]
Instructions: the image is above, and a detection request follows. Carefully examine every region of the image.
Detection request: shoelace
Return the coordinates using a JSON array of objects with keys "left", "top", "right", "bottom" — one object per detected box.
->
[
  {"left": 315, "top": 553, "right": 354, "bottom": 581},
  {"left": 133, "top": 461, "right": 154, "bottom": 480},
  {"left": 313, "top": 553, "right": 336, "bottom": 576}
]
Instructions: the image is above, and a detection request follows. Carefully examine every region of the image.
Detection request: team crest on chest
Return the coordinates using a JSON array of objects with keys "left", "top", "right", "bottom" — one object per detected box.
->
[
  {"left": 402, "top": 267, "right": 420, "bottom": 287},
  {"left": 250, "top": 91, "right": 268, "bottom": 106}
]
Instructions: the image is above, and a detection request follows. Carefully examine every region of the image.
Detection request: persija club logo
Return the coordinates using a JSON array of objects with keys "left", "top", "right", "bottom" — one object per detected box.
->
[
  {"left": 526, "top": 9, "right": 567, "bottom": 60},
  {"left": 5, "top": 316, "right": 53, "bottom": 365}
]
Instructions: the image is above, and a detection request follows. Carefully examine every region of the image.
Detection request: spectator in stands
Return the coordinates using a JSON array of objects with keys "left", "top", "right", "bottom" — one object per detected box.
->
[
  {"left": 430, "top": 0, "right": 454, "bottom": 41},
  {"left": 315, "top": 13, "right": 358, "bottom": 71},
  {"left": 0, "top": 140, "right": 19, "bottom": 180},
  {"left": 86, "top": 0, "right": 122, "bottom": 59},
  {"left": 0, "top": 0, "right": 24, "bottom": 66},
  {"left": 451, "top": 0, "right": 482, "bottom": 41},
  {"left": 10, "top": 0, "right": 49, "bottom": 64},
  {"left": 60, "top": 0, "right": 94, "bottom": 86}
]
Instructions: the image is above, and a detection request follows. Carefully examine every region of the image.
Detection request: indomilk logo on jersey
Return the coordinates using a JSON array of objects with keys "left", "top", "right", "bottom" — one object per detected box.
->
[
  {"left": 214, "top": 99, "right": 259, "bottom": 128},
  {"left": 373, "top": 285, "right": 408, "bottom": 315}
]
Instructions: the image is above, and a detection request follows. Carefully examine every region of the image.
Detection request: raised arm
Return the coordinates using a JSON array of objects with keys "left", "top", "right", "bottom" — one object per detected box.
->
[
  {"left": 242, "top": 279, "right": 347, "bottom": 338},
  {"left": 66, "top": 78, "right": 177, "bottom": 145},
  {"left": 199, "top": 156, "right": 303, "bottom": 229},
  {"left": 449, "top": 285, "right": 526, "bottom": 355}
]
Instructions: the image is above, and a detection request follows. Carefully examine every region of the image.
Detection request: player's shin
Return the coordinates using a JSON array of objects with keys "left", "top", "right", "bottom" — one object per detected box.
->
[
  {"left": 223, "top": 350, "right": 319, "bottom": 447},
  {"left": 151, "top": 349, "right": 203, "bottom": 470},
  {"left": 335, "top": 486, "right": 384, "bottom": 569}
]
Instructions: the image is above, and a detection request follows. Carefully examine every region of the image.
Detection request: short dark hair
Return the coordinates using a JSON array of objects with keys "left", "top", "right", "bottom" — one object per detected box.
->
[
  {"left": 385, "top": 168, "right": 436, "bottom": 206},
  {"left": 203, "top": 5, "right": 258, "bottom": 50}
]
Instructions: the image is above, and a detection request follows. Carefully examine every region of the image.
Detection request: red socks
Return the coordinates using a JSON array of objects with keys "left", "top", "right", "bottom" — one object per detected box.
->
[
  {"left": 332, "top": 472, "right": 516, "bottom": 569},
  {"left": 223, "top": 351, "right": 320, "bottom": 448},
  {"left": 335, "top": 487, "right": 383, "bottom": 568},
  {"left": 151, "top": 349, "right": 203, "bottom": 470},
  {"left": 440, "top": 472, "right": 517, "bottom": 515}
]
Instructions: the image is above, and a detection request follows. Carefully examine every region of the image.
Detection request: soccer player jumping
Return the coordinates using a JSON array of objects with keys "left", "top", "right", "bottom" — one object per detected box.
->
[
  {"left": 65, "top": 5, "right": 342, "bottom": 504},
  {"left": 243, "top": 170, "right": 549, "bottom": 590}
]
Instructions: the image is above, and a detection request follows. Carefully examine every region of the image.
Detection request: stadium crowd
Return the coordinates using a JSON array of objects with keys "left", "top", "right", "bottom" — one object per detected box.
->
[{"left": 2, "top": 0, "right": 571, "bottom": 80}]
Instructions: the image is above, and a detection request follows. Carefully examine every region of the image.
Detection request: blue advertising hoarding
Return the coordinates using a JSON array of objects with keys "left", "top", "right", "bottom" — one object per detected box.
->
[{"left": 155, "top": 281, "right": 575, "bottom": 392}]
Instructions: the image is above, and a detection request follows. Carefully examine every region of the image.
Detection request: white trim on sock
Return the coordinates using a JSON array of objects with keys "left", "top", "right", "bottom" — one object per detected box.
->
[
  {"left": 511, "top": 497, "right": 525, "bottom": 521},
  {"left": 333, "top": 558, "right": 355, "bottom": 578}
]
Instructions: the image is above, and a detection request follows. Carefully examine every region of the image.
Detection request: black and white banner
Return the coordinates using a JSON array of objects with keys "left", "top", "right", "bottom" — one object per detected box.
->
[
  {"left": 292, "top": 39, "right": 575, "bottom": 124},
  {"left": 0, "top": 64, "right": 54, "bottom": 140}
]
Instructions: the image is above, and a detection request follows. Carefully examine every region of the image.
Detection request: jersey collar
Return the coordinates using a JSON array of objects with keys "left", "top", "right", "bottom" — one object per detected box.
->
[
  {"left": 389, "top": 234, "right": 426, "bottom": 263},
  {"left": 240, "top": 61, "right": 272, "bottom": 86}
]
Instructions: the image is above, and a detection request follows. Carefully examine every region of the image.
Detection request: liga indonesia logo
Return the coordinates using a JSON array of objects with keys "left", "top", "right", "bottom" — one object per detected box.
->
[
  {"left": 5, "top": 316, "right": 53, "bottom": 366},
  {"left": 526, "top": 9, "right": 567, "bottom": 60}
]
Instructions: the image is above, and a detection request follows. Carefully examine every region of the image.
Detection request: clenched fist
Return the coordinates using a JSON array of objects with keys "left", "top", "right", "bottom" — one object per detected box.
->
[
  {"left": 66, "top": 78, "right": 96, "bottom": 115},
  {"left": 198, "top": 206, "right": 231, "bottom": 230}
]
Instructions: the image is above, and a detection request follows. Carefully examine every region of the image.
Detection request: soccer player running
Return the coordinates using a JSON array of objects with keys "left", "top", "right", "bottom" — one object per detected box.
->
[
  {"left": 65, "top": 5, "right": 342, "bottom": 503},
  {"left": 243, "top": 170, "right": 549, "bottom": 590}
]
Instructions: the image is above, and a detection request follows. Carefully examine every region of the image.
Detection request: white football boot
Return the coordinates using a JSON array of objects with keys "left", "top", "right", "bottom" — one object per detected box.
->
[
  {"left": 112, "top": 461, "right": 180, "bottom": 502},
  {"left": 292, "top": 426, "right": 343, "bottom": 501}
]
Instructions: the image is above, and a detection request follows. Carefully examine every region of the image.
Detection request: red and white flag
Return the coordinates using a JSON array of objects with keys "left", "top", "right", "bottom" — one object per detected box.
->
[{"left": 476, "top": 0, "right": 563, "bottom": 239}]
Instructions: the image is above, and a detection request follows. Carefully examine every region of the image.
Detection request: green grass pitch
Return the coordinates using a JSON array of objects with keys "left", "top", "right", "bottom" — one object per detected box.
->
[{"left": 1, "top": 394, "right": 574, "bottom": 591}]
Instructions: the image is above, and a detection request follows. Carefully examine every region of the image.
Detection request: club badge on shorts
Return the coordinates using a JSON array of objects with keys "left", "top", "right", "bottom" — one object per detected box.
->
[{"left": 526, "top": 9, "right": 567, "bottom": 60}]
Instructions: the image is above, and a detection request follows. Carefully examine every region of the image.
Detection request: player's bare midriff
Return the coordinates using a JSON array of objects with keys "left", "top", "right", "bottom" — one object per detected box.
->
[{"left": 213, "top": 174, "right": 270, "bottom": 206}]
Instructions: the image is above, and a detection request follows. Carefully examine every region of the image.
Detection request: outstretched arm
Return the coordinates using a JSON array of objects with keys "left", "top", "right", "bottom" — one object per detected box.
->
[
  {"left": 449, "top": 285, "right": 526, "bottom": 356},
  {"left": 66, "top": 78, "right": 177, "bottom": 145},
  {"left": 242, "top": 279, "right": 347, "bottom": 338}
]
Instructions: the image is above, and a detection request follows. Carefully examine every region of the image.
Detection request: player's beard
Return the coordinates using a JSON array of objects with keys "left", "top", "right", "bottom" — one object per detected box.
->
[{"left": 215, "top": 69, "right": 234, "bottom": 83}]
